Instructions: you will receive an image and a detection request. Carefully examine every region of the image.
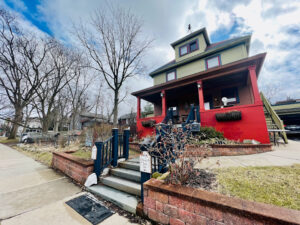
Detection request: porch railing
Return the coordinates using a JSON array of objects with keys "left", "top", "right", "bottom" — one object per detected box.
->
[{"left": 94, "top": 128, "right": 130, "bottom": 176}]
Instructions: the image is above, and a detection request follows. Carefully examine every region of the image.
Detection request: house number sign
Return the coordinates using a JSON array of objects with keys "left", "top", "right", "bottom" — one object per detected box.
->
[
  {"left": 140, "top": 151, "right": 152, "bottom": 173},
  {"left": 91, "top": 145, "right": 97, "bottom": 160}
]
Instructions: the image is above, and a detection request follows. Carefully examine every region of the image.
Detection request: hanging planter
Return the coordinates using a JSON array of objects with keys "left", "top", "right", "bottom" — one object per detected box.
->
[
  {"left": 142, "top": 119, "right": 156, "bottom": 127},
  {"left": 215, "top": 110, "right": 242, "bottom": 122}
]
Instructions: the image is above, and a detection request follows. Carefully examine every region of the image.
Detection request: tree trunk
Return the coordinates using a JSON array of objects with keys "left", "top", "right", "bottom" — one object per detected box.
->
[
  {"left": 42, "top": 116, "right": 49, "bottom": 133},
  {"left": 8, "top": 107, "right": 23, "bottom": 139},
  {"left": 113, "top": 90, "right": 119, "bottom": 126}
]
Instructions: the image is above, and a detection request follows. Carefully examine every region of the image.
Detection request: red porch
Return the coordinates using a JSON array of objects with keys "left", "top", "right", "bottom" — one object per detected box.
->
[{"left": 132, "top": 53, "right": 270, "bottom": 144}]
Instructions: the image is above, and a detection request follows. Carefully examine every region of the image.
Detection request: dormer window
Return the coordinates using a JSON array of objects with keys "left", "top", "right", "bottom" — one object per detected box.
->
[
  {"left": 206, "top": 55, "right": 221, "bottom": 69},
  {"left": 179, "top": 45, "right": 188, "bottom": 56},
  {"left": 166, "top": 70, "right": 176, "bottom": 82},
  {"left": 179, "top": 39, "right": 199, "bottom": 57}
]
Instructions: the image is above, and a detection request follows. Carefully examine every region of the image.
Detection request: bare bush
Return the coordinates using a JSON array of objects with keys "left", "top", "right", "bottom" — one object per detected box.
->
[{"left": 144, "top": 123, "right": 216, "bottom": 189}]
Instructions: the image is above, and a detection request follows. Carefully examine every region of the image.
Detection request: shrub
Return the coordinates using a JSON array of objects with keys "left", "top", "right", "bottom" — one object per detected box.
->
[
  {"left": 196, "top": 126, "right": 224, "bottom": 140},
  {"left": 143, "top": 123, "right": 216, "bottom": 189}
]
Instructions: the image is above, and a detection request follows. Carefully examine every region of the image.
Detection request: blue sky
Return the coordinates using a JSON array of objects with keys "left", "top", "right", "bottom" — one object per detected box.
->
[{"left": 2, "top": 0, "right": 300, "bottom": 104}]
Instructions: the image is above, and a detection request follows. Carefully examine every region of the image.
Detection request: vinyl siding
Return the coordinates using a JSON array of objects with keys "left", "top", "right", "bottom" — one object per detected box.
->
[
  {"left": 153, "top": 44, "right": 248, "bottom": 86},
  {"left": 174, "top": 34, "right": 207, "bottom": 62}
]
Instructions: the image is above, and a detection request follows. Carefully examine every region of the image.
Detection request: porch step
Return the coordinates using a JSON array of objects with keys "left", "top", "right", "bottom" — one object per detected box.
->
[
  {"left": 118, "top": 161, "right": 140, "bottom": 171},
  {"left": 110, "top": 168, "right": 141, "bottom": 182},
  {"left": 100, "top": 176, "right": 141, "bottom": 196},
  {"left": 87, "top": 184, "right": 139, "bottom": 214}
]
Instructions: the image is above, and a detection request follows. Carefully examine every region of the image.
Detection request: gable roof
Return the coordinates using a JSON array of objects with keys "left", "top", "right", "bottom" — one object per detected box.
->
[
  {"left": 170, "top": 27, "right": 210, "bottom": 48},
  {"left": 150, "top": 34, "right": 251, "bottom": 77}
]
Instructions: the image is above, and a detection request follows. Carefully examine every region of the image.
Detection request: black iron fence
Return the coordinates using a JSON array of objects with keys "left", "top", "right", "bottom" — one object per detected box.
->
[{"left": 94, "top": 128, "right": 130, "bottom": 176}]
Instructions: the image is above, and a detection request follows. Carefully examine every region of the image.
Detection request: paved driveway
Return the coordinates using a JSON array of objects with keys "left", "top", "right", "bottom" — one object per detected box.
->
[{"left": 196, "top": 140, "right": 300, "bottom": 169}]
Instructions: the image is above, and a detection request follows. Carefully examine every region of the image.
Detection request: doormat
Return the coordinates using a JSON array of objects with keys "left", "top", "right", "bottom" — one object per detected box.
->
[{"left": 66, "top": 194, "right": 113, "bottom": 224}]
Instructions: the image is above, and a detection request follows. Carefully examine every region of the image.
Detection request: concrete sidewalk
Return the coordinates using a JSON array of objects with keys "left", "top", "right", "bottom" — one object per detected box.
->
[
  {"left": 0, "top": 144, "right": 137, "bottom": 225},
  {"left": 196, "top": 140, "right": 300, "bottom": 169}
]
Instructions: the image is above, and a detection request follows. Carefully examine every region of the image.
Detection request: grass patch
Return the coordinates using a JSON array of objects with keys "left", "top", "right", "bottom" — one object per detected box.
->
[
  {"left": 216, "top": 164, "right": 300, "bottom": 210},
  {"left": 71, "top": 149, "right": 91, "bottom": 160},
  {"left": 19, "top": 150, "right": 53, "bottom": 166},
  {"left": 0, "top": 137, "right": 19, "bottom": 144}
]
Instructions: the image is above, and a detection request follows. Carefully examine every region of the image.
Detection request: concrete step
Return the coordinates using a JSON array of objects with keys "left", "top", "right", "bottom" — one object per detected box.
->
[
  {"left": 110, "top": 168, "right": 141, "bottom": 183},
  {"left": 87, "top": 184, "right": 139, "bottom": 214},
  {"left": 100, "top": 176, "right": 141, "bottom": 196},
  {"left": 118, "top": 161, "right": 140, "bottom": 171}
]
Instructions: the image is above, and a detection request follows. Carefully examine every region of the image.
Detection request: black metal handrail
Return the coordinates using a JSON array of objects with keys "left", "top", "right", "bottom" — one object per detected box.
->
[{"left": 94, "top": 128, "right": 130, "bottom": 177}]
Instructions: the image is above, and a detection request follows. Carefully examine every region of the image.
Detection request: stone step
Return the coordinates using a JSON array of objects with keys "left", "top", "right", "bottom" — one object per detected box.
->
[
  {"left": 118, "top": 161, "right": 140, "bottom": 171},
  {"left": 110, "top": 168, "right": 141, "bottom": 183},
  {"left": 100, "top": 176, "right": 141, "bottom": 196},
  {"left": 87, "top": 184, "right": 139, "bottom": 214}
]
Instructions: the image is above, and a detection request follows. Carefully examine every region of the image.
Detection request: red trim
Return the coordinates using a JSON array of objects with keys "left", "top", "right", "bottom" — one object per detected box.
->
[
  {"left": 162, "top": 90, "right": 166, "bottom": 117},
  {"left": 137, "top": 97, "right": 141, "bottom": 119},
  {"left": 197, "top": 80, "right": 205, "bottom": 112},
  {"left": 248, "top": 65, "right": 262, "bottom": 104}
]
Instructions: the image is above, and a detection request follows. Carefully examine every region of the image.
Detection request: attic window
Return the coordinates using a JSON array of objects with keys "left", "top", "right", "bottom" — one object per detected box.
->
[
  {"left": 179, "top": 39, "right": 199, "bottom": 57},
  {"left": 206, "top": 55, "right": 221, "bottom": 69},
  {"left": 166, "top": 70, "right": 176, "bottom": 82},
  {"left": 179, "top": 45, "right": 188, "bottom": 56}
]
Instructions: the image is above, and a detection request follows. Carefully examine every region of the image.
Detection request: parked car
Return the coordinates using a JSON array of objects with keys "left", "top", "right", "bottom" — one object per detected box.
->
[{"left": 285, "top": 125, "right": 300, "bottom": 132}]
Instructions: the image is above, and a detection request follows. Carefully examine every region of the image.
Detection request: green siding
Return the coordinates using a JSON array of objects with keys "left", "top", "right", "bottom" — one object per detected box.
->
[
  {"left": 175, "top": 34, "right": 207, "bottom": 62},
  {"left": 153, "top": 44, "right": 248, "bottom": 85}
]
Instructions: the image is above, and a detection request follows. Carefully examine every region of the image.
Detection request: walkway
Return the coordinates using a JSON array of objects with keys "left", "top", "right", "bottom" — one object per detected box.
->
[
  {"left": 196, "top": 140, "right": 300, "bottom": 169},
  {"left": 0, "top": 144, "right": 136, "bottom": 225}
]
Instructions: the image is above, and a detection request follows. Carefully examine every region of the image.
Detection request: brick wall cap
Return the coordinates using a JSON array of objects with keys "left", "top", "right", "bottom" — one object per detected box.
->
[
  {"left": 210, "top": 144, "right": 272, "bottom": 148},
  {"left": 53, "top": 152, "right": 94, "bottom": 167},
  {"left": 144, "top": 179, "right": 300, "bottom": 224}
]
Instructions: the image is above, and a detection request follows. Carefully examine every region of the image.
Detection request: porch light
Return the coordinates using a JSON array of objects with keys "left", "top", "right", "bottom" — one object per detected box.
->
[
  {"left": 160, "top": 92, "right": 164, "bottom": 97},
  {"left": 197, "top": 83, "right": 201, "bottom": 88}
]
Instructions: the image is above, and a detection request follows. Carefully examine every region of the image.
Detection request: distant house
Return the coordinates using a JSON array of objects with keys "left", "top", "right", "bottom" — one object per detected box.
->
[
  {"left": 132, "top": 27, "right": 270, "bottom": 143},
  {"left": 69, "top": 112, "right": 108, "bottom": 130},
  {"left": 272, "top": 99, "right": 300, "bottom": 126},
  {"left": 17, "top": 117, "right": 42, "bottom": 135},
  {"left": 118, "top": 113, "right": 136, "bottom": 126}
]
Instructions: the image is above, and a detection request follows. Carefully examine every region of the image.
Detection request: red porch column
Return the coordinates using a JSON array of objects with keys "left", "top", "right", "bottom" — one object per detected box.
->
[
  {"left": 161, "top": 90, "right": 166, "bottom": 117},
  {"left": 197, "top": 80, "right": 205, "bottom": 112},
  {"left": 137, "top": 96, "right": 141, "bottom": 119},
  {"left": 248, "top": 65, "right": 262, "bottom": 104}
]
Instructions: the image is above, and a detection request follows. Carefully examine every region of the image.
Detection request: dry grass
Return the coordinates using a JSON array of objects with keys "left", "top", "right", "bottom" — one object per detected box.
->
[
  {"left": 71, "top": 149, "right": 91, "bottom": 160},
  {"left": 216, "top": 164, "right": 300, "bottom": 210},
  {"left": 0, "top": 137, "right": 19, "bottom": 144}
]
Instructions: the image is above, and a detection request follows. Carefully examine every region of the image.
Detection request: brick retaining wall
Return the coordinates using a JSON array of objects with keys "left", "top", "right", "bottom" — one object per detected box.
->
[
  {"left": 52, "top": 152, "right": 94, "bottom": 184},
  {"left": 143, "top": 179, "right": 300, "bottom": 225},
  {"left": 129, "top": 142, "right": 140, "bottom": 152},
  {"left": 186, "top": 144, "right": 272, "bottom": 157}
]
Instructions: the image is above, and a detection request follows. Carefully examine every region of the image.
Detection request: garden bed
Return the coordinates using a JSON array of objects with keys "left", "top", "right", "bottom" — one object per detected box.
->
[
  {"left": 143, "top": 178, "right": 300, "bottom": 225},
  {"left": 52, "top": 151, "right": 94, "bottom": 184},
  {"left": 186, "top": 143, "right": 272, "bottom": 157}
]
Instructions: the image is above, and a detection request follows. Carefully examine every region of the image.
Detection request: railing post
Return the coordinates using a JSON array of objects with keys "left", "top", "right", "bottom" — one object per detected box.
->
[
  {"left": 94, "top": 141, "right": 103, "bottom": 177},
  {"left": 112, "top": 128, "right": 118, "bottom": 167},
  {"left": 123, "top": 128, "right": 130, "bottom": 160}
]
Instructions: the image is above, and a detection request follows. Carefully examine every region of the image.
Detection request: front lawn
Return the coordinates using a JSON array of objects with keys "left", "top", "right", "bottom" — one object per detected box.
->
[
  {"left": 216, "top": 164, "right": 300, "bottom": 210},
  {"left": 0, "top": 137, "right": 19, "bottom": 144}
]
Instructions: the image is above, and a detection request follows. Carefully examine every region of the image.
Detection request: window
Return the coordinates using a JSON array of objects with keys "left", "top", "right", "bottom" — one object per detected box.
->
[
  {"left": 166, "top": 70, "right": 176, "bottom": 81},
  {"left": 179, "top": 39, "right": 199, "bottom": 57},
  {"left": 189, "top": 41, "right": 198, "bottom": 52},
  {"left": 206, "top": 55, "right": 221, "bottom": 69},
  {"left": 179, "top": 45, "right": 188, "bottom": 56},
  {"left": 221, "top": 87, "right": 240, "bottom": 104}
]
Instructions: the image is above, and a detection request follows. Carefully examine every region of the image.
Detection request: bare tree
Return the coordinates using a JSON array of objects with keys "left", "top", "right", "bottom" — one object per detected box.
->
[
  {"left": 0, "top": 9, "right": 53, "bottom": 138},
  {"left": 33, "top": 42, "right": 80, "bottom": 132},
  {"left": 67, "top": 64, "right": 94, "bottom": 131},
  {"left": 76, "top": 5, "right": 152, "bottom": 125}
]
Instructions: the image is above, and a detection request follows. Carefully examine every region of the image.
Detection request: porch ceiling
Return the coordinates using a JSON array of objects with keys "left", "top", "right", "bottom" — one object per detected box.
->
[{"left": 132, "top": 53, "right": 266, "bottom": 98}]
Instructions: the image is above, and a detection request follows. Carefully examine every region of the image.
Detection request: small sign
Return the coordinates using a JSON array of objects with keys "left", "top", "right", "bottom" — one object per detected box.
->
[
  {"left": 140, "top": 151, "right": 152, "bottom": 173},
  {"left": 91, "top": 145, "right": 97, "bottom": 160}
]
